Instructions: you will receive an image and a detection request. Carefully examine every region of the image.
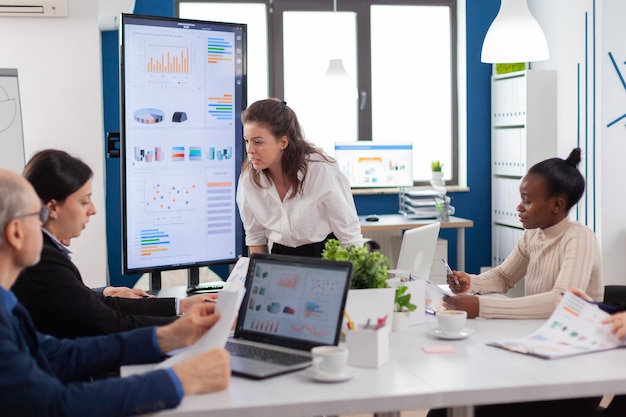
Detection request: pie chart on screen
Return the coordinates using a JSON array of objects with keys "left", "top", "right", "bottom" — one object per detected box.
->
[{"left": 134, "top": 108, "right": 165, "bottom": 124}]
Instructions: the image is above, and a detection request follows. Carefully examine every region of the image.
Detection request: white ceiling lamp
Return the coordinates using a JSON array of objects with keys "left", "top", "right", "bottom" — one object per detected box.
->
[
  {"left": 481, "top": 0, "right": 549, "bottom": 63},
  {"left": 324, "top": 59, "right": 350, "bottom": 79},
  {"left": 324, "top": 0, "right": 348, "bottom": 79},
  {"left": 322, "top": 0, "right": 357, "bottom": 98}
]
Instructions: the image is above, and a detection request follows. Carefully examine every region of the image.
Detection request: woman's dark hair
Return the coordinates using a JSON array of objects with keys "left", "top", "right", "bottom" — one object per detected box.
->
[
  {"left": 527, "top": 147, "right": 585, "bottom": 211},
  {"left": 240, "top": 98, "right": 330, "bottom": 198},
  {"left": 22, "top": 149, "right": 93, "bottom": 204}
]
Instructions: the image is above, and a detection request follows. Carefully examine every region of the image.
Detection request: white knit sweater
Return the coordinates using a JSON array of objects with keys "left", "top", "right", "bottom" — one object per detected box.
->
[{"left": 470, "top": 217, "right": 603, "bottom": 319}]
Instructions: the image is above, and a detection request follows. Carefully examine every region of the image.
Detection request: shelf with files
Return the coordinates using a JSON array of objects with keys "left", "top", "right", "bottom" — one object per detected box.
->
[{"left": 491, "top": 69, "right": 556, "bottom": 271}]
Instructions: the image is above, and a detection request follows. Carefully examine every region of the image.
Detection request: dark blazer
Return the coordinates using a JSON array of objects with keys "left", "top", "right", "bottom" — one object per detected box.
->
[
  {"left": 12, "top": 233, "right": 176, "bottom": 338},
  {"left": 0, "top": 302, "right": 180, "bottom": 417}
]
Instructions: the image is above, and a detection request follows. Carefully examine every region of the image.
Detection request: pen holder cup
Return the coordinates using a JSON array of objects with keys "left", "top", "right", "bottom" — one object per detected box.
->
[{"left": 345, "top": 325, "right": 390, "bottom": 368}]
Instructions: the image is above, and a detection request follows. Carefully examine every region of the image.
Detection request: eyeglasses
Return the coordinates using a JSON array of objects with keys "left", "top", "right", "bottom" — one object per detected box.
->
[{"left": 14, "top": 206, "right": 50, "bottom": 224}]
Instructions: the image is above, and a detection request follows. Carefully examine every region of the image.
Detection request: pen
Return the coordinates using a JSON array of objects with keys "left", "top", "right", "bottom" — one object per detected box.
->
[
  {"left": 344, "top": 311, "right": 355, "bottom": 330},
  {"left": 442, "top": 259, "right": 460, "bottom": 286}
]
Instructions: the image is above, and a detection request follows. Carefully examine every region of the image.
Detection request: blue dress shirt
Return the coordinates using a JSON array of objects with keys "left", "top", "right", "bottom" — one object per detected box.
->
[{"left": 0, "top": 286, "right": 184, "bottom": 417}]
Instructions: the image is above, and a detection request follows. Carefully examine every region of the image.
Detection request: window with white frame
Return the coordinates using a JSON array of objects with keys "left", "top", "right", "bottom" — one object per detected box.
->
[{"left": 177, "top": 0, "right": 458, "bottom": 185}]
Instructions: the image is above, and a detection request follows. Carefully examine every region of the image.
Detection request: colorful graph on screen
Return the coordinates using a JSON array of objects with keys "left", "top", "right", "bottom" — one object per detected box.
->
[
  {"left": 277, "top": 274, "right": 298, "bottom": 289},
  {"left": 250, "top": 319, "right": 280, "bottom": 333},
  {"left": 304, "top": 301, "right": 323, "bottom": 318},
  {"left": 144, "top": 179, "right": 202, "bottom": 212},
  {"left": 134, "top": 108, "right": 165, "bottom": 124},
  {"left": 146, "top": 45, "right": 190, "bottom": 74},
  {"left": 290, "top": 324, "right": 327, "bottom": 338},
  {"left": 207, "top": 37, "right": 233, "bottom": 64},
  {"left": 208, "top": 94, "right": 233, "bottom": 121},
  {"left": 309, "top": 277, "right": 341, "bottom": 296},
  {"left": 138, "top": 228, "right": 170, "bottom": 257}
]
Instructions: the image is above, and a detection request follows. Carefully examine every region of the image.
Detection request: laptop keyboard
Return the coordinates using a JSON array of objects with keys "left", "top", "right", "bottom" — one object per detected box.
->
[{"left": 225, "top": 341, "right": 311, "bottom": 366}]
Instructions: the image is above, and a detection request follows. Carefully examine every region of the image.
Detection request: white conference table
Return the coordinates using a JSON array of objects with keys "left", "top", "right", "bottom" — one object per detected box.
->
[
  {"left": 125, "top": 314, "right": 626, "bottom": 417},
  {"left": 359, "top": 215, "right": 473, "bottom": 271}
]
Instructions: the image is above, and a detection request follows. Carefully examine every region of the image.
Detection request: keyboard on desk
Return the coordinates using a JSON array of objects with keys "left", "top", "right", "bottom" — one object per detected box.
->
[
  {"left": 186, "top": 281, "right": 225, "bottom": 294},
  {"left": 225, "top": 341, "right": 311, "bottom": 366}
]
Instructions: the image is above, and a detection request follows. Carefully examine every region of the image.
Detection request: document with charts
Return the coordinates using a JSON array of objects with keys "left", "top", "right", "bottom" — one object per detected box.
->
[{"left": 488, "top": 291, "right": 626, "bottom": 359}]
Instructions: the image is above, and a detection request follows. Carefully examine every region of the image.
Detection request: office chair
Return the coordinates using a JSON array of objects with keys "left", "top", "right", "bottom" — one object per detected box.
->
[
  {"left": 603, "top": 285, "right": 626, "bottom": 312},
  {"left": 363, "top": 238, "right": 381, "bottom": 251}
]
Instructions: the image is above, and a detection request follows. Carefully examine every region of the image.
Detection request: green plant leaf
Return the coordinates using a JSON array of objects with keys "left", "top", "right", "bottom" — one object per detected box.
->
[
  {"left": 322, "top": 239, "right": 390, "bottom": 289},
  {"left": 394, "top": 285, "right": 417, "bottom": 312},
  {"left": 431, "top": 160, "right": 443, "bottom": 172}
]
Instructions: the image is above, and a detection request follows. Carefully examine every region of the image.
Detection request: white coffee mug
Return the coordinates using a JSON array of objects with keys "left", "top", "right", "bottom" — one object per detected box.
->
[
  {"left": 436, "top": 310, "right": 467, "bottom": 336},
  {"left": 310, "top": 345, "right": 348, "bottom": 376}
]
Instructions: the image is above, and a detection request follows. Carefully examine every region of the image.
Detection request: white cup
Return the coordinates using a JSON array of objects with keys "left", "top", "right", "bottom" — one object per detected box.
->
[
  {"left": 436, "top": 310, "right": 467, "bottom": 336},
  {"left": 310, "top": 345, "right": 348, "bottom": 376}
]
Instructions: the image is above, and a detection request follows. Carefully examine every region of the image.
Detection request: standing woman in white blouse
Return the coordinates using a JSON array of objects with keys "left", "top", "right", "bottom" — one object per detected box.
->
[{"left": 236, "top": 98, "right": 363, "bottom": 257}]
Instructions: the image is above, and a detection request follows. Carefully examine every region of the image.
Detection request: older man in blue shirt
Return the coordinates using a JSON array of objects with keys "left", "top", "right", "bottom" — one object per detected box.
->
[{"left": 0, "top": 168, "right": 230, "bottom": 417}]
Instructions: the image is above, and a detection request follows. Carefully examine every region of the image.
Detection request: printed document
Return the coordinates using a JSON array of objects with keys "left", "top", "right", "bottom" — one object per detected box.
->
[{"left": 488, "top": 291, "right": 626, "bottom": 359}]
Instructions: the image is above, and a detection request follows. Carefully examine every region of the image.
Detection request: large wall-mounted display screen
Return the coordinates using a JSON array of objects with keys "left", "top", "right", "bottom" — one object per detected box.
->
[{"left": 120, "top": 14, "right": 246, "bottom": 274}]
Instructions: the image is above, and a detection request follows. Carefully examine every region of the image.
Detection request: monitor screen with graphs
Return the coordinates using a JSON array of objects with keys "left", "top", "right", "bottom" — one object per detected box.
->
[
  {"left": 120, "top": 14, "right": 246, "bottom": 274},
  {"left": 334, "top": 142, "right": 413, "bottom": 188}
]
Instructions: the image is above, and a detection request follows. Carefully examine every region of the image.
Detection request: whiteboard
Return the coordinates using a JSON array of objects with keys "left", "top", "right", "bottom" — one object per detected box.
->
[{"left": 0, "top": 69, "right": 25, "bottom": 172}]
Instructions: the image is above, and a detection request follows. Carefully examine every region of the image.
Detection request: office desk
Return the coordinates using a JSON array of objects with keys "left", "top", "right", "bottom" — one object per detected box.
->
[
  {"left": 359, "top": 215, "right": 473, "bottom": 270},
  {"left": 125, "top": 315, "right": 626, "bottom": 417}
]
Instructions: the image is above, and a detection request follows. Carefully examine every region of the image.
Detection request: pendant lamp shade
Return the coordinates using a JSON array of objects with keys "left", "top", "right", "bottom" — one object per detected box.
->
[
  {"left": 324, "top": 59, "right": 350, "bottom": 79},
  {"left": 481, "top": 0, "right": 549, "bottom": 63}
]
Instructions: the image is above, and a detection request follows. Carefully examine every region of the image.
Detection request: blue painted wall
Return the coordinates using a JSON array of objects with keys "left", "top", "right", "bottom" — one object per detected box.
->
[{"left": 102, "top": 0, "right": 498, "bottom": 285}]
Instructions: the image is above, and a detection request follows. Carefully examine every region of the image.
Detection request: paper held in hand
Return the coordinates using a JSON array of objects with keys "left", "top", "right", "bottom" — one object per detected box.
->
[
  {"left": 488, "top": 291, "right": 626, "bottom": 359},
  {"left": 156, "top": 257, "right": 249, "bottom": 368},
  {"left": 425, "top": 280, "right": 453, "bottom": 314}
]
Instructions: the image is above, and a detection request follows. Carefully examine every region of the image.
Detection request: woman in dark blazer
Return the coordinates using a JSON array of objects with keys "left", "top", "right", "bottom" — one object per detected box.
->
[{"left": 12, "top": 149, "right": 210, "bottom": 339}]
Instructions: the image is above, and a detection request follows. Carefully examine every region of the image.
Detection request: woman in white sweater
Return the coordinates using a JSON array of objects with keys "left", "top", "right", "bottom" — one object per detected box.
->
[{"left": 444, "top": 147, "right": 603, "bottom": 319}]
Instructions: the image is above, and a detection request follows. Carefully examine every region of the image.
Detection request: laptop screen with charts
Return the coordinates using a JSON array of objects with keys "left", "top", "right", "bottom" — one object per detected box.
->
[
  {"left": 227, "top": 253, "right": 353, "bottom": 379},
  {"left": 396, "top": 222, "right": 441, "bottom": 279}
]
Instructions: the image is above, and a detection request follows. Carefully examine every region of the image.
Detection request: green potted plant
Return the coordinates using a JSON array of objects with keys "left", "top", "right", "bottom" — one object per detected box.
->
[
  {"left": 430, "top": 160, "right": 445, "bottom": 188},
  {"left": 322, "top": 239, "right": 390, "bottom": 289},
  {"left": 394, "top": 285, "right": 417, "bottom": 312},
  {"left": 322, "top": 239, "right": 394, "bottom": 330},
  {"left": 392, "top": 285, "right": 417, "bottom": 332}
]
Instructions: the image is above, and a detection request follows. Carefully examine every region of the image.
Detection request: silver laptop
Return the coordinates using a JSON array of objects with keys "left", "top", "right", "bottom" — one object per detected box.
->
[
  {"left": 396, "top": 222, "right": 441, "bottom": 279},
  {"left": 227, "top": 253, "right": 353, "bottom": 379}
]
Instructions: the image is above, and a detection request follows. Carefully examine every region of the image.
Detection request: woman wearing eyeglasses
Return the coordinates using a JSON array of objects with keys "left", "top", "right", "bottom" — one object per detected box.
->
[{"left": 12, "top": 149, "right": 210, "bottom": 339}]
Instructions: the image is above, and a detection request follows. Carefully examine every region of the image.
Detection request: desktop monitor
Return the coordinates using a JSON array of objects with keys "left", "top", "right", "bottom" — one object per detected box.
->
[
  {"left": 119, "top": 14, "right": 246, "bottom": 275},
  {"left": 334, "top": 142, "right": 413, "bottom": 188}
]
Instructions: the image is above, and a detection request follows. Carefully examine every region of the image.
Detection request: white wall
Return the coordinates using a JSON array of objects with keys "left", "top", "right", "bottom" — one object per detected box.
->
[
  {"left": 598, "top": 1, "right": 626, "bottom": 285},
  {"left": 0, "top": 0, "right": 108, "bottom": 287},
  {"left": 529, "top": 0, "right": 626, "bottom": 285}
]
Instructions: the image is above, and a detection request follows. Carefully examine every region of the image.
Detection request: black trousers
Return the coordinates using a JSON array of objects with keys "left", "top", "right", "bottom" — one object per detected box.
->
[{"left": 271, "top": 234, "right": 336, "bottom": 258}]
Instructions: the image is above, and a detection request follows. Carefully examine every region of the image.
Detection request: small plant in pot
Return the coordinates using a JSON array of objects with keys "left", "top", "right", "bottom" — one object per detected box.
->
[
  {"left": 394, "top": 285, "right": 417, "bottom": 312},
  {"left": 322, "top": 239, "right": 390, "bottom": 289},
  {"left": 323, "top": 239, "right": 394, "bottom": 331},
  {"left": 393, "top": 285, "right": 417, "bottom": 332},
  {"left": 430, "top": 160, "right": 446, "bottom": 189}
]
